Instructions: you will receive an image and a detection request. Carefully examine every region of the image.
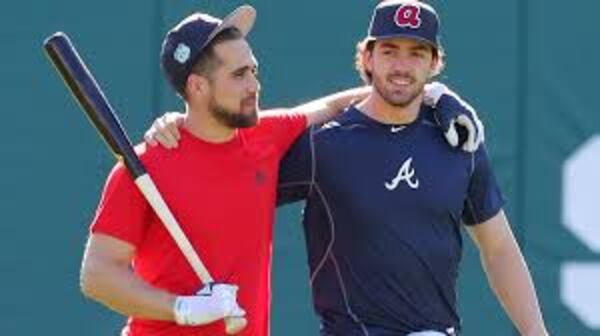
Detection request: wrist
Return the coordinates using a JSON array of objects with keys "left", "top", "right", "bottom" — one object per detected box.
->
[{"left": 173, "top": 296, "right": 190, "bottom": 325}]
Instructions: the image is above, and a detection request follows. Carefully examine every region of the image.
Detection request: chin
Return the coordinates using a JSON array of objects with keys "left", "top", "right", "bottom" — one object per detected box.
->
[
  {"left": 387, "top": 94, "right": 420, "bottom": 107},
  {"left": 239, "top": 113, "right": 259, "bottom": 128}
]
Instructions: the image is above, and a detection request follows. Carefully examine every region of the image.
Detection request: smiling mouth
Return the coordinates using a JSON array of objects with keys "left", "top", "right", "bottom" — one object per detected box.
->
[{"left": 388, "top": 76, "right": 414, "bottom": 87}]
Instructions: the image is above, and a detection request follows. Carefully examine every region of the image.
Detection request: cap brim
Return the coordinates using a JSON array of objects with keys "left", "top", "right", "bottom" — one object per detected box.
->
[
  {"left": 207, "top": 5, "right": 256, "bottom": 42},
  {"left": 367, "top": 33, "right": 438, "bottom": 50}
]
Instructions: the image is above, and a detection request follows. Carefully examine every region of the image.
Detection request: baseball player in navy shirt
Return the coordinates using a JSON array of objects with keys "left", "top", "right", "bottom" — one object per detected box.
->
[{"left": 277, "top": 1, "right": 548, "bottom": 335}]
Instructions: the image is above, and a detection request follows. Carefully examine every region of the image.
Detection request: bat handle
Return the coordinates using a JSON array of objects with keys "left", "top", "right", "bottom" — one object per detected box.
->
[
  {"left": 225, "top": 316, "right": 248, "bottom": 335},
  {"left": 134, "top": 176, "right": 248, "bottom": 333}
]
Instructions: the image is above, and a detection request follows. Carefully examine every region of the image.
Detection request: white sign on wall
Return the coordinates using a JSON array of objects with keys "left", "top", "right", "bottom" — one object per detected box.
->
[{"left": 561, "top": 135, "right": 600, "bottom": 329}]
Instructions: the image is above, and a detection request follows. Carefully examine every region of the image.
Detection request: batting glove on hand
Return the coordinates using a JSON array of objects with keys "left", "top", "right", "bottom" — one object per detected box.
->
[
  {"left": 173, "top": 283, "right": 246, "bottom": 326},
  {"left": 424, "top": 82, "right": 485, "bottom": 152}
]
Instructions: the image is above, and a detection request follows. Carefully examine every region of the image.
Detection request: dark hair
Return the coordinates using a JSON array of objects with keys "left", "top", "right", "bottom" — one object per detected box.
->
[
  {"left": 354, "top": 37, "right": 446, "bottom": 84},
  {"left": 179, "top": 27, "right": 244, "bottom": 98}
]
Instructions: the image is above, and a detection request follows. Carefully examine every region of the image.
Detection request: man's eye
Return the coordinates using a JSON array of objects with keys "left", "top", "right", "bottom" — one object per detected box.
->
[{"left": 412, "top": 51, "right": 426, "bottom": 58}]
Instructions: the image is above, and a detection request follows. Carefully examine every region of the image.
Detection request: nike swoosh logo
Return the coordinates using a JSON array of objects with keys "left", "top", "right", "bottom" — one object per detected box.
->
[{"left": 390, "top": 126, "right": 407, "bottom": 133}]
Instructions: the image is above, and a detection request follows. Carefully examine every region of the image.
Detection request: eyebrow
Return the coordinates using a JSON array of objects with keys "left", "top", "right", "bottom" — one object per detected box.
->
[
  {"left": 411, "top": 45, "right": 430, "bottom": 52},
  {"left": 379, "top": 42, "right": 400, "bottom": 49},
  {"left": 231, "top": 63, "right": 258, "bottom": 74}
]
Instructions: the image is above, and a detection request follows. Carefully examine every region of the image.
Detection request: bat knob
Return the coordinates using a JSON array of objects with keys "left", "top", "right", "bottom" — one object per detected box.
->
[{"left": 225, "top": 316, "right": 248, "bottom": 335}]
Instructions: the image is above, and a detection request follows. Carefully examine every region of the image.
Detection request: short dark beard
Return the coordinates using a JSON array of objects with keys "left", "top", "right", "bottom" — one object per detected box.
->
[
  {"left": 372, "top": 75, "right": 423, "bottom": 108},
  {"left": 209, "top": 97, "right": 257, "bottom": 129}
]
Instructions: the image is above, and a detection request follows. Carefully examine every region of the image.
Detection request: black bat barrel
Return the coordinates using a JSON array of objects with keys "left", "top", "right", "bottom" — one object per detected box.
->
[{"left": 43, "top": 32, "right": 146, "bottom": 178}]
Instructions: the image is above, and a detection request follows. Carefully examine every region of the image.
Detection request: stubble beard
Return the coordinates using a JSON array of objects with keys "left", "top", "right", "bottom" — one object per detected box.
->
[
  {"left": 209, "top": 95, "right": 258, "bottom": 129},
  {"left": 372, "top": 73, "right": 425, "bottom": 108}
]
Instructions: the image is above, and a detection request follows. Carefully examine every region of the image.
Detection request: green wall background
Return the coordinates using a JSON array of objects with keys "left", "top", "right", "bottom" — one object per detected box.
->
[{"left": 1, "top": 1, "right": 598, "bottom": 335}]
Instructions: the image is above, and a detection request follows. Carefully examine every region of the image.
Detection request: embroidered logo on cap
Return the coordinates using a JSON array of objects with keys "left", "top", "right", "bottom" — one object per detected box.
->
[
  {"left": 174, "top": 43, "right": 191, "bottom": 64},
  {"left": 394, "top": 5, "right": 422, "bottom": 29}
]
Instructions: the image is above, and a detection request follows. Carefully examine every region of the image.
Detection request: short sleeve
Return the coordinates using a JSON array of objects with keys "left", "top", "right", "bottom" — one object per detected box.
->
[
  {"left": 462, "top": 145, "right": 505, "bottom": 225},
  {"left": 276, "top": 128, "right": 313, "bottom": 206},
  {"left": 258, "top": 111, "right": 307, "bottom": 155},
  {"left": 90, "top": 163, "right": 151, "bottom": 247}
]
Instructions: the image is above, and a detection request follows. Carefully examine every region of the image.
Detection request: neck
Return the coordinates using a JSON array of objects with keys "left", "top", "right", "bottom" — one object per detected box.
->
[
  {"left": 356, "top": 90, "right": 423, "bottom": 124},
  {"left": 183, "top": 103, "right": 236, "bottom": 143}
]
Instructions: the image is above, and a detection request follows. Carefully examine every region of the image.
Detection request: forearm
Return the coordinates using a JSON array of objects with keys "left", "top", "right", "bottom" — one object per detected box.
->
[
  {"left": 480, "top": 243, "right": 548, "bottom": 335},
  {"left": 292, "top": 86, "right": 370, "bottom": 126},
  {"left": 81, "top": 255, "right": 176, "bottom": 321}
]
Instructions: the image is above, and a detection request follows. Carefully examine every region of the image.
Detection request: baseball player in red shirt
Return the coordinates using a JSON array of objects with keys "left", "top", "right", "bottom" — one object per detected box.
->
[{"left": 80, "top": 5, "right": 370, "bottom": 336}]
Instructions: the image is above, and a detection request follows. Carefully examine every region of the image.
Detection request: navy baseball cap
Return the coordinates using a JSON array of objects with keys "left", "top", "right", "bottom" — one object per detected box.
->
[
  {"left": 367, "top": 0, "right": 440, "bottom": 50},
  {"left": 160, "top": 5, "right": 256, "bottom": 94}
]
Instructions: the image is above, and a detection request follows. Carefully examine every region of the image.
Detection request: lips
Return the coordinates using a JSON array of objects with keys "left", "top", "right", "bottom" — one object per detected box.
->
[{"left": 388, "top": 75, "right": 414, "bottom": 87}]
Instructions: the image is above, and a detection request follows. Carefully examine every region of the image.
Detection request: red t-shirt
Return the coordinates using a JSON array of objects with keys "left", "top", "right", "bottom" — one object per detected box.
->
[{"left": 90, "top": 113, "right": 307, "bottom": 336}]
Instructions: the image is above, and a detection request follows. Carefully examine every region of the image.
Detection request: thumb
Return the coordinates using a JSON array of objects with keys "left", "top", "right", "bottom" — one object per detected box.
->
[{"left": 229, "top": 305, "right": 247, "bottom": 318}]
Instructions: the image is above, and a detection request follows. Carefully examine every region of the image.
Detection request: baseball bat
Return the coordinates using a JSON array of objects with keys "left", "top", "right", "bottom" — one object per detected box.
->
[{"left": 43, "top": 32, "right": 247, "bottom": 334}]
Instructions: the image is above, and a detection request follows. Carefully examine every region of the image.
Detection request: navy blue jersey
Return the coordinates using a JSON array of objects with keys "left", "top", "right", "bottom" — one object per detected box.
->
[{"left": 277, "top": 105, "right": 504, "bottom": 335}]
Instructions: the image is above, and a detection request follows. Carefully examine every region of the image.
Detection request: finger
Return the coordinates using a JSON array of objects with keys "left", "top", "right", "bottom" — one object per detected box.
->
[
  {"left": 170, "top": 112, "right": 186, "bottom": 127},
  {"left": 468, "top": 115, "right": 485, "bottom": 151},
  {"left": 457, "top": 115, "right": 477, "bottom": 152},
  {"left": 444, "top": 119, "right": 459, "bottom": 147},
  {"left": 165, "top": 118, "right": 181, "bottom": 140},
  {"left": 154, "top": 132, "right": 176, "bottom": 149},
  {"left": 156, "top": 118, "right": 179, "bottom": 148},
  {"left": 144, "top": 130, "right": 158, "bottom": 146},
  {"left": 163, "top": 112, "right": 183, "bottom": 140},
  {"left": 456, "top": 114, "right": 475, "bottom": 152},
  {"left": 159, "top": 115, "right": 181, "bottom": 143},
  {"left": 165, "top": 112, "right": 185, "bottom": 136},
  {"left": 475, "top": 116, "right": 485, "bottom": 145}
]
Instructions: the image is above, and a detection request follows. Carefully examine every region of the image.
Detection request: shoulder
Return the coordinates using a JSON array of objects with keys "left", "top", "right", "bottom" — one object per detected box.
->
[
  {"left": 417, "top": 105, "right": 441, "bottom": 130},
  {"left": 311, "top": 106, "right": 367, "bottom": 138},
  {"left": 128, "top": 142, "right": 182, "bottom": 174},
  {"left": 133, "top": 142, "right": 165, "bottom": 165},
  {"left": 102, "top": 143, "right": 160, "bottom": 183},
  {"left": 256, "top": 109, "right": 307, "bottom": 130},
  {"left": 241, "top": 109, "right": 308, "bottom": 153}
]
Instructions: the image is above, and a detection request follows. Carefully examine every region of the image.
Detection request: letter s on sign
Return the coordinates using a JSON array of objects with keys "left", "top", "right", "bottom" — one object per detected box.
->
[{"left": 561, "top": 135, "right": 600, "bottom": 329}]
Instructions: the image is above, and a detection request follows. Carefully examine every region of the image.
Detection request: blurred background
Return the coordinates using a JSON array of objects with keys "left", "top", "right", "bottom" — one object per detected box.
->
[{"left": 1, "top": 0, "right": 599, "bottom": 334}]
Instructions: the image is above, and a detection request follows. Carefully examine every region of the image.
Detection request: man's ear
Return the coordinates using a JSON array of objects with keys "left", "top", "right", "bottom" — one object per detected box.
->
[
  {"left": 363, "top": 49, "right": 374, "bottom": 74},
  {"left": 186, "top": 73, "right": 211, "bottom": 98}
]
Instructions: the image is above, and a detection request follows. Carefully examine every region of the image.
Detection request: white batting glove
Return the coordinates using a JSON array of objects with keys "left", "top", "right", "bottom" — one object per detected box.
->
[
  {"left": 173, "top": 283, "right": 246, "bottom": 326},
  {"left": 424, "top": 82, "right": 485, "bottom": 152}
]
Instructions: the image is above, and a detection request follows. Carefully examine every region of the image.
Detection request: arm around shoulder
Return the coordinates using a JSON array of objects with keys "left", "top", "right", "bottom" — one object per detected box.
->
[{"left": 290, "top": 86, "right": 371, "bottom": 127}]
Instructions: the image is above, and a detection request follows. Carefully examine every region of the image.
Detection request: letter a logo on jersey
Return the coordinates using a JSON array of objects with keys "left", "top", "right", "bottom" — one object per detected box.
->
[
  {"left": 385, "top": 157, "right": 420, "bottom": 190},
  {"left": 394, "top": 5, "right": 422, "bottom": 29}
]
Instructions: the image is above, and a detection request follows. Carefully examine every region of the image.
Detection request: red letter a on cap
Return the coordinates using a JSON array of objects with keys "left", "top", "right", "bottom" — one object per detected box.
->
[{"left": 394, "top": 5, "right": 422, "bottom": 29}]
